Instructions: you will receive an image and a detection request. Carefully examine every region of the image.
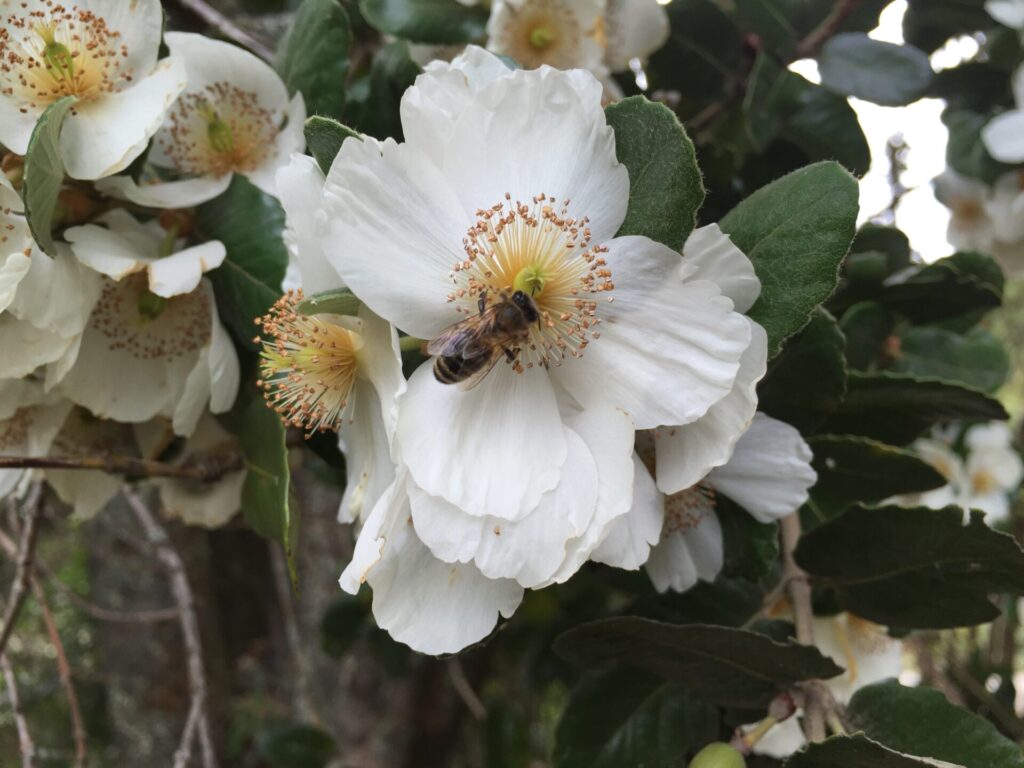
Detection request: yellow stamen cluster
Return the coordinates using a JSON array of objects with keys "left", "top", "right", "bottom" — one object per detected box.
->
[
  {"left": 1, "top": 1, "right": 131, "bottom": 112},
  {"left": 161, "top": 84, "right": 277, "bottom": 177},
  {"left": 256, "top": 291, "right": 362, "bottom": 434},
  {"left": 449, "top": 192, "right": 613, "bottom": 372}
]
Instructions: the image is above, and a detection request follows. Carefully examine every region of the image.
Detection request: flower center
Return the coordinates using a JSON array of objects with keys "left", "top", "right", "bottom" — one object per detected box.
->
[
  {"left": 161, "top": 87, "right": 278, "bottom": 177},
  {"left": 971, "top": 468, "right": 998, "bottom": 495},
  {"left": 90, "top": 274, "right": 212, "bottom": 360},
  {"left": 449, "top": 193, "right": 613, "bottom": 372},
  {"left": 1, "top": 4, "right": 129, "bottom": 108},
  {"left": 492, "top": 0, "right": 583, "bottom": 69},
  {"left": 951, "top": 197, "right": 984, "bottom": 224},
  {"left": 663, "top": 482, "right": 716, "bottom": 535},
  {"left": 257, "top": 290, "right": 363, "bottom": 434},
  {"left": 529, "top": 24, "right": 557, "bottom": 50}
]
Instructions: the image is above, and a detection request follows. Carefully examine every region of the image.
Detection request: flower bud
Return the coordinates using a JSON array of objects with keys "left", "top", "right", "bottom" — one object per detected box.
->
[{"left": 689, "top": 742, "right": 746, "bottom": 768}]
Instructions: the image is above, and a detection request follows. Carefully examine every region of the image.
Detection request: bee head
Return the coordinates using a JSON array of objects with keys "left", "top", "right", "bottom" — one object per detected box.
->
[{"left": 511, "top": 290, "right": 540, "bottom": 323}]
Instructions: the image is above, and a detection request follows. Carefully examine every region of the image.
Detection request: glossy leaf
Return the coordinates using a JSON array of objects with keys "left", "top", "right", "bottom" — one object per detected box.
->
[
  {"left": 819, "top": 34, "right": 933, "bottom": 106},
  {"left": 276, "top": 0, "right": 351, "bottom": 119},
  {"left": 21, "top": 96, "right": 74, "bottom": 255},
  {"left": 359, "top": 0, "right": 488, "bottom": 44}
]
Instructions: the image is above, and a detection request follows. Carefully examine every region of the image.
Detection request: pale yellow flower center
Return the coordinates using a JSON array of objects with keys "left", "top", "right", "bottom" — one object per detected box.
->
[
  {"left": 448, "top": 193, "right": 613, "bottom": 372},
  {"left": 972, "top": 468, "right": 998, "bottom": 495},
  {"left": 1, "top": 2, "right": 129, "bottom": 109},
  {"left": 492, "top": 0, "right": 585, "bottom": 69}
]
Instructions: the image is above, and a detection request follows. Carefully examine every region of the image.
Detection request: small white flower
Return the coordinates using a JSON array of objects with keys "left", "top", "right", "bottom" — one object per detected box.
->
[
  {"left": 601, "top": 0, "right": 670, "bottom": 73},
  {"left": 934, "top": 170, "right": 998, "bottom": 254},
  {"left": 96, "top": 32, "right": 306, "bottom": 208},
  {"left": 487, "top": 0, "right": 609, "bottom": 77},
  {"left": 0, "top": 0, "right": 187, "bottom": 180},
  {"left": 982, "top": 65, "right": 1024, "bottom": 163}
]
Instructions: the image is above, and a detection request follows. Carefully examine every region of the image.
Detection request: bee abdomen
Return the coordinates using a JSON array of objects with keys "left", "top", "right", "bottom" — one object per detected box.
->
[{"left": 434, "top": 353, "right": 489, "bottom": 384}]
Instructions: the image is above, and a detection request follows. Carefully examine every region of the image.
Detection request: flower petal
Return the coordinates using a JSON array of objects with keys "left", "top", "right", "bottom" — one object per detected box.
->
[
  {"left": 276, "top": 153, "right": 344, "bottom": 293},
  {"left": 338, "top": 379, "right": 396, "bottom": 524},
  {"left": 86, "top": 0, "right": 164, "bottom": 77},
  {"left": 644, "top": 510, "right": 723, "bottom": 593},
  {"left": 604, "top": 0, "right": 670, "bottom": 71},
  {"left": 247, "top": 94, "right": 307, "bottom": 197},
  {"left": 397, "top": 362, "right": 566, "bottom": 521},
  {"left": 552, "top": 236, "right": 750, "bottom": 430},
  {"left": 591, "top": 453, "right": 663, "bottom": 570},
  {"left": 708, "top": 413, "right": 816, "bottom": 523},
  {"left": 149, "top": 242, "right": 227, "bottom": 298},
  {"left": 93, "top": 174, "right": 232, "bottom": 209},
  {"left": 354, "top": 305, "right": 406, "bottom": 445},
  {"left": 655, "top": 320, "right": 768, "bottom": 494},
  {"left": 682, "top": 224, "right": 761, "bottom": 313},
  {"left": 982, "top": 109, "right": 1024, "bottom": 163}
]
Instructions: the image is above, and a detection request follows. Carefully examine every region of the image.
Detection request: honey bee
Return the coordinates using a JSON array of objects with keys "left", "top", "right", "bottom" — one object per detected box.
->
[{"left": 429, "top": 290, "right": 540, "bottom": 388}]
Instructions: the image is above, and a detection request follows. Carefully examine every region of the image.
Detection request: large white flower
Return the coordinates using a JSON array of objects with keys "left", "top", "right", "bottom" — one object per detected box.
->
[
  {"left": 982, "top": 65, "right": 1024, "bottom": 163},
  {"left": 0, "top": 0, "right": 186, "bottom": 180},
  {"left": 96, "top": 32, "right": 306, "bottom": 208},
  {"left": 0, "top": 176, "right": 101, "bottom": 383}
]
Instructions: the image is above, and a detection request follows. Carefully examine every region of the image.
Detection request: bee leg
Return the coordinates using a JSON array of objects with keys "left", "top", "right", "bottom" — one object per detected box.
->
[
  {"left": 503, "top": 347, "right": 515, "bottom": 362},
  {"left": 478, "top": 290, "right": 488, "bottom": 315}
]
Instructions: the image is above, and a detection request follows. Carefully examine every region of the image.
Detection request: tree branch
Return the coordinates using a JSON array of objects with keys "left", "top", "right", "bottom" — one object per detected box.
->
[
  {"left": 0, "top": 486, "right": 44, "bottom": 658},
  {"left": 793, "top": 0, "right": 866, "bottom": 60},
  {"left": 0, "top": 453, "right": 244, "bottom": 483},
  {"left": 170, "top": 0, "right": 275, "bottom": 62},
  {"left": 1, "top": 654, "right": 34, "bottom": 768},
  {"left": 126, "top": 489, "right": 218, "bottom": 768}
]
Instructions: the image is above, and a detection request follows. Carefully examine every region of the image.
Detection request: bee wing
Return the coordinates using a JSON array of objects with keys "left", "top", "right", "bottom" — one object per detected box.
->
[
  {"left": 427, "top": 307, "right": 502, "bottom": 359},
  {"left": 457, "top": 349, "right": 503, "bottom": 391}
]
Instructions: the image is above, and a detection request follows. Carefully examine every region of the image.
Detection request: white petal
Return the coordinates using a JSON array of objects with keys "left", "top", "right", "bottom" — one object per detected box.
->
[
  {"left": 338, "top": 378, "right": 396, "bottom": 524},
  {"left": 0, "top": 317, "right": 75, "bottom": 379},
  {"left": 604, "top": 0, "right": 671, "bottom": 71},
  {"left": 750, "top": 717, "right": 805, "bottom": 759},
  {"left": 174, "top": 348, "right": 213, "bottom": 438},
  {"left": 645, "top": 510, "right": 723, "bottom": 593},
  {"left": 0, "top": 98, "right": 41, "bottom": 156},
  {"left": 982, "top": 110, "right": 1024, "bottom": 163},
  {"left": 149, "top": 242, "right": 226, "bottom": 298},
  {"left": 439, "top": 66, "right": 628, "bottom": 244},
  {"left": 321, "top": 135, "right": 474, "bottom": 339},
  {"left": 0, "top": 253, "right": 33, "bottom": 314},
  {"left": 158, "top": 470, "right": 245, "bottom": 528},
  {"left": 354, "top": 305, "right": 406, "bottom": 445},
  {"left": 86, "top": 0, "right": 164, "bottom": 77},
  {"left": 94, "top": 174, "right": 232, "bottom": 209},
  {"left": 276, "top": 153, "right": 344, "bottom": 293},
  {"left": 247, "top": 94, "right": 307, "bottom": 197},
  {"left": 206, "top": 291, "right": 240, "bottom": 414},
  {"left": 965, "top": 421, "right": 1014, "bottom": 451},
  {"left": 709, "top": 413, "right": 816, "bottom": 523},
  {"left": 682, "top": 224, "right": 761, "bottom": 313},
  {"left": 61, "top": 57, "right": 187, "bottom": 180},
  {"left": 591, "top": 453, "right": 663, "bottom": 570},
  {"left": 47, "top": 467, "right": 122, "bottom": 519},
  {"left": 988, "top": 0, "right": 1024, "bottom": 28},
  {"left": 655, "top": 320, "right": 768, "bottom": 494},
  {"left": 64, "top": 218, "right": 154, "bottom": 281},
  {"left": 8, "top": 248, "right": 103, "bottom": 338},
  {"left": 552, "top": 236, "right": 750, "bottom": 430},
  {"left": 409, "top": 425, "right": 598, "bottom": 587},
  {"left": 814, "top": 614, "right": 903, "bottom": 704},
  {"left": 397, "top": 362, "right": 566, "bottom": 522}
]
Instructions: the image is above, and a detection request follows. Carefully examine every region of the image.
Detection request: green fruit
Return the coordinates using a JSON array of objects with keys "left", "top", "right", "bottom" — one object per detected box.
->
[{"left": 688, "top": 742, "right": 746, "bottom": 768}]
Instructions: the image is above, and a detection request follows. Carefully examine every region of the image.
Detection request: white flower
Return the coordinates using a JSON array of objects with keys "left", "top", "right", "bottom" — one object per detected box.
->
[
  {"left": 0, "top": 0, "right": 186, "bottom": 180},
  {"left": 0, "top": 176, "right": 102, "bottom": 383},
  {"left": 0, "top": 379, "right": 71, "bottom": 498},
  {"left": 934, "top": 170, "right": 998, "bottom": 254},
  {"left": 985, "top": 172, "right": 1024, "bottom": 277},
  {"left": 987, "top": 0, "right": 1024, "bottom": 29},
  {"left": 268, "top": 154, "right": 405, "bottom": 524},
  {"left": 982, "top": 65, "right": 1024, "bottom": 163},
  {"left": 601, "top": 0, "right": 670, "bottom": 73},
  {"left": 96, "top": 31, "right": 306, "bottom": 208},
  {"left": 752, "top": 613, "right": 903, "bottom": 759}
]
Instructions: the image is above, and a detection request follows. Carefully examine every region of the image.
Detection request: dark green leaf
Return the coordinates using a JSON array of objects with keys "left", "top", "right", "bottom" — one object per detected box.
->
[
  {"left": 632, "top": 576, "right": 767, "bottom": 629},
  {"left": 735, "top": 0, "right": 798, "bottom": 57},
  {"left": 606, "top": 96, "right": 704, "bottom": 250},
  {"left": 198, "top": 176, "right": 288, "bottom": 345},
  {"left": 554, "top": 666, "right": 718, "bottom": 768},
  {"left": 819, "top": 371, "right": 1008, "bottom": 445},
  {"left": 359, "top": 0, "right": 488, "bottom": 44},
  {"left": 848, "top": 680, "right": 1024, "bottom": 768},
  {"left": 785, "top": 734, "right": 957, "bottom": 768},
  {"left": 819, "top": 34, "right": 933, "bottom": 106},
  {"left": 904, "top": 0, "right": 991, "bottom": 54},
  {"left": 890, "top": 327, "right": 1010, "bottom": 393},
  {"left": 276, "top": 0, "right": 351, "bottom": 119},
  {"left": 304, "top": 115, "right": 360, "bottom": 174},
  {"left": 758, "top": 309, "right": 848, "bottom": 433},
  {"left": 718, "top": 496, "right": 779, "bottom": 581},
  {"left": 881, "top": 250, "right": 1003, "bottom": 323},
  {"left": 21, "top": 96, "right": 74, "bottom": 255},
  {"left": 553, "top": 619, "right": 842, "bottom": 708},
  {"left": 795, "top": 505, "right": 1024, "bottom": 628},
  {"left": 343, "top": 42, "right": 421, "bottom": 141},
  {"left": 930, "top": 63, "right": 1013, "bottom": 112},
  {"left": 743, "top": 54, "right": 802, "bottom": 150},
  {"left": 839, "top": 301, "right": 895, "bottom": 371},
  {"left": 784, "top": 81, "right": 871, "bottom": 177},
  {"left": 720, "top": 162, "right": 859, "bottom": 357},
  {"left": 259, "top": 723, "right": 336, "bottom": 768},
  {"left": 295, "top": 287, "right": 361, "bottom": 316}
]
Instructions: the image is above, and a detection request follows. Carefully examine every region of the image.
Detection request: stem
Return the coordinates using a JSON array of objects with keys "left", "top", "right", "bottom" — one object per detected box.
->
[
  {"left": 0, "top": 486, "right": 43, "bottom": 658},
  {"left": 0, "top": 453, "right": 243, "bottom": 483},
  {"left": 740, "top": 716, "right": 778, "bottom": 749},
  {"left": 1, "top": 654, "right": 34, "bottom": 768},
  {"left": 793, "top": 0, "right": 866, "bottom": 60},
  {"left": 447, "top": 658, "right": 486, "bottom": 722}
]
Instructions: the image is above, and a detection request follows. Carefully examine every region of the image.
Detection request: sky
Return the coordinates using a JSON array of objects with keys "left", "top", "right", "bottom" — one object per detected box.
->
[{"left": 789, "top": 0, "right": 980, "bottom": 263}]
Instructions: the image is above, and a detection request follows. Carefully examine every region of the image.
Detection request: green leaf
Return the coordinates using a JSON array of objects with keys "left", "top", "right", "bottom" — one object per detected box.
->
[
  {"left": 743, "top": 54, "right": 802, "bottom": 150},
  {"left": 359, "top": 0, "right": 488, "bottom": 44},
  {"left": 295, "top": 287, "right": 361, "bottom": 316},
  {"left": 785, "top": 734, "right": 959, "bottom": 768},
  {"left": 848, "top": 681, "right": 1024, "bottom": 768},
  {"left": 807, "top": 435, "right": 946, "bottom": 519},
  {"left": 553, "top": 619, "right": 843, "bottom": 708},
  {"left": 304, "top": 116, "right": 360, "bottom": 174},
  {"left": 258, "top": 723, "right": 336, "bottom": 768},
  {"left": 819, "top": 34, "right": 933, "bottom": 106},
  {"left": 758, "top": 309, "right": 848, "bottom": 433},
  {"left": 720, "top": 162, "right": 859, "bottom": 358},
  {"left": 881, "top": 250, "right": 1003, "bottom": 323},
  {"left": 276, "top": 0, "right": 351, "bottom": 119},
  {"left": 839, "top": 301, "right": 895, "bottom": 371},
  {"left": 903, "top": 0, "right": 991, "bottom": 54},
  {"left": 718, "top": 496, "right": 779, "bottom": 581},
  {"left": 230, "top": 396, "right": 297, "bottom": 583},
  {"left": 819, "top": 371, "right": 1008, "bottom": 445},
  {"left": 21, "top": 96, "right": 74, "bottom": 255},
  {"left": 605, "top": 96, "right": 704, "bottom": 250},
  {"left": 944, "top": 110, "right": 1016, "bottom": 185},
  {"left": 197, "top": 176, "right": 288, "bottom": 345},
  {"left": 554, "top": 666, "right": 718, "bottom": 768},
  {"left": 735, "top": 0, "right": 798, "bottom": 57},
  {"left": 343, "top": 42, "right": 421, "bottom": 141},
  {"left": 890, "top": 327, "right": 1010, "bottom": 393},
  {"left": 783, "top": 81, "right": 871, "bottom": 177},
  {"left": 795, "top": 505, "right": 1024, "bottom": 628}
]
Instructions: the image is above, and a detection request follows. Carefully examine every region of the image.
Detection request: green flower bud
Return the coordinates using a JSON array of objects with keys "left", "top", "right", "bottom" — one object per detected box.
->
[{"left": 688, "top": 742, "right": 746, "bottom": 768}]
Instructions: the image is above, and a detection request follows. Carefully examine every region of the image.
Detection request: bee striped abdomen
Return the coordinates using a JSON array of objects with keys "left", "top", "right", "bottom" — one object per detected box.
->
[{"left": 433, "top": 352, "right": 491, "bottom": 384}]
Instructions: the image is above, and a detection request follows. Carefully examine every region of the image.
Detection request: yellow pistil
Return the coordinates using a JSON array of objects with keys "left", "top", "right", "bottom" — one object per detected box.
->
[{"left": 529, "top": 24, "right": 556, "bottom": 49}]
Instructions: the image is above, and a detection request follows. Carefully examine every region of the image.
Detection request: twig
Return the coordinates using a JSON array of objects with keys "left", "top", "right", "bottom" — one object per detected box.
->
[
  {"left": 447, "top": 659, "right": 486, "bottom": 722},
  {"left": 170, "top": 0, "right": 275, "bottom": 62},
  {"left": 793, "top": 0, "right": 866, "bottom": 59},
  {"left": 173, "top": 697, "right": 203, "bottom": 768},
  {"left": 947, "top": 663, "right": 1024, "bottom": 739},
  {"left": 0, "top": 453, "right": 243, "bottom": 483},
  {"left": 780, "top": 512, "right": 826, "bottom": 742},
  {"left": 125, "top": 489, "right": 218, "bottom": 768},
  {"left": 31, "top": 580, "right": 87, "bottom": 767},
  {"left": 0, "top": 485, "right": 44, "bottom": 657},
  {"left": 1, "top": 654, "right": 34, "bottom": 767}
]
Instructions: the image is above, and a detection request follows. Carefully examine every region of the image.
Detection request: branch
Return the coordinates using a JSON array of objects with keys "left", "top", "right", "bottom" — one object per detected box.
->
[
  {"left": 1, "top": 654, "right": 34, "bottom": 768},
  {"left": 447, "top": 659, "right": 486, "bottom": 722},
  {"left": 793, "top": 0, "right": 866, "bottom": 60},
  {"left": 170, "top": 0, "right": 275, "bottom": 62},
  {"left": 780, "top": 512, "right": 826, "bottom": 742},
  {"left": 0, "top": 453, "right": 244, "bottom": 483},
  {"left": 126, "top": 490, "right": 218, "bottom": 768},
  {"left": 0, "top": 486, "right": 44, "bottom": 657}
]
